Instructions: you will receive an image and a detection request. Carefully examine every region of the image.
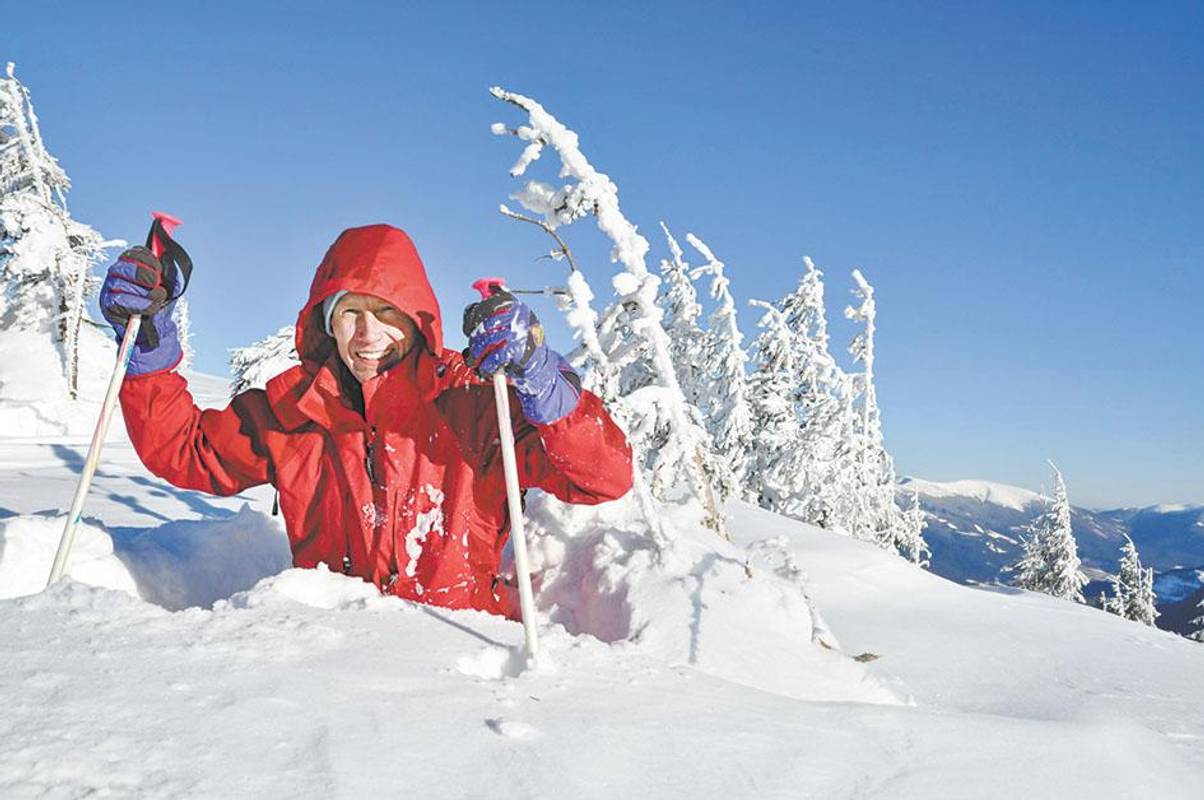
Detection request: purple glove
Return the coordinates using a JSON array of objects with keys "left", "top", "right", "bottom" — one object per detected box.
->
[
  {"left": 98, "top": 246, "right": 182, "bottom": 376},
  {"left": 463, "top": 290, "right": 581, "bottom": 424}
]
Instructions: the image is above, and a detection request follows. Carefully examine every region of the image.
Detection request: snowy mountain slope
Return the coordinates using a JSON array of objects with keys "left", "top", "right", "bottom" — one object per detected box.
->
[
  {"left": 1155, "top": 567, "right": 1204, "bottom": 638},
  {"left": 1104, "top": 504, "right": 1204, "bottom": 570},
  {"left": 1155, "top": 566, "right": 1204, "bottom": 605},
  {"left": 904, "top": 477, "right": 1204, "bottom": 632},
  {"left": 2, "top": 395, "right": 1204, "bottom": 796}
]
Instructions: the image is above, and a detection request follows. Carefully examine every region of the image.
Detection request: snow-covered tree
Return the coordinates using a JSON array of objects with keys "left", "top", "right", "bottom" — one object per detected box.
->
[
  {"left": 174, "top": 297, "right": 194, "bottom": 372},
  {"left": 1104, "top": 535, "right": 1159, "bottom": 626},
  {"left": 898, "top": 488, "right": 930, "bottom": 566},
  {"left": 782, "top": 258, "right": 835, "bottom": 393},
  {"left": 491, "top": 87, "right": 724, "bottom": 541},
  {"left": 842, "top": 269, "right": 905, "bottom": 550},
  {"left": 745, "top": 299, "right": 805, "bottom": 512},
  {"left": 229, "top": 325, "right": 299, "bottom": 398},
  {"left": 748, "top": 261, "right": 920, "bottom": 563},
  {"left": 1, "top": 63, "right": 118, "bottom": 397},
  {"left": 772, "top": 258, "right": 850, "bottom": 528},
  {"left": 1189, "top": 602, "right": 1204, "bottom": 643},
  {"left": 656, "top": 222, "right": 706, "bottom": 408},
  {"left": 686, "top": 232, "right": 753, "bottom": 502},
  {"left": 1014, "top": 463, "right": 1087, "bottom": 602}
]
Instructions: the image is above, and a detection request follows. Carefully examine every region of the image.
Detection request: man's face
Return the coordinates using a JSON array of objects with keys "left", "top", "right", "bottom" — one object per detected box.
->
[{"left": 330, "top": 293, "right": 420, "bottom": 383}]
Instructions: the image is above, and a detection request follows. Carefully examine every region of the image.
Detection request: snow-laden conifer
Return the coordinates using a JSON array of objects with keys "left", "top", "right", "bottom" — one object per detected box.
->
[
  {"left": 1014, "top": 463, "right": 1087, "bottom": 602},
  {"left": 1190, "top": 602, "right": 1204, "bottom": 643},
  {"left": 774, "top": 258, "right": 849, "bottom": 528},
  {"left": 490, "top": 87, "right": 724, "bottom": 540},
  {"left": 898, "top": 488, "right": 930, "bottom": 566},
  {"left": 656, "top": 222, "right": 706, "bottom": 408},
  {"left": 229, "top": 325, "right": 299, "bottom": 398},
  {"left": 745, "top": 299, "right": 805, "bottom": 512},
  {"left": 782, "top": 258, "right": 835, "bottom": 387},
  {"left": 0, "top": 63, "right": 119, "bottom": 397},
  {"left": 174, "top": 297, "right": 194, "bottom": 372},
  {"left": 1105, "top": 535, "right": 1159, "bottom": 626},
  {"left": 842, "top": 269, "right": 904, "bottom": 549},
  {"left": 685, "top": 232, "right": 753, "bottom": 502}
]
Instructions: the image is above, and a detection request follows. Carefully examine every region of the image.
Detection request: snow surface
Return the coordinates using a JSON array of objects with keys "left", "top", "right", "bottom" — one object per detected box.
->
[
  {"left": 1, "top": 359, "right": 1203, "bottom": 796},
  {"left": 0, "top": 326, "right": 121, "bottom": 437}
]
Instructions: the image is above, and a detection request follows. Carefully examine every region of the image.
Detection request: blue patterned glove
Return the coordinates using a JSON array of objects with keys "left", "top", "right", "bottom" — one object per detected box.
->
[
  {"left": 98, "top": 246, "right": 182, "bottom": 376},
  {"left": 463, "top": 290, "right": 581, "bottom": 424}
]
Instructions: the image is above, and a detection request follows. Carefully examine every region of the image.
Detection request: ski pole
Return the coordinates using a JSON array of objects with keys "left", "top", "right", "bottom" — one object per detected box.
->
[
  {"left": 47, "top": 211, "right": 183, "bottom": 587},
  {"left": 472, "top": 277, "right": 539, "bottom": 659}
]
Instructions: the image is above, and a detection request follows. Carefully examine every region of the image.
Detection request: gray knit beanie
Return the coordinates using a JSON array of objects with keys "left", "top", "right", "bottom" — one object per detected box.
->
[{"left": 322, "top": 290, "right": 349, "bottom": 336}]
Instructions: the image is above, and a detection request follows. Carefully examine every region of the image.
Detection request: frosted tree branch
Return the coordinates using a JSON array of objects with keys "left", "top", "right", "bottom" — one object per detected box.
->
[{"left": 498, "top": 203, "right": 579, "bottom": 273}]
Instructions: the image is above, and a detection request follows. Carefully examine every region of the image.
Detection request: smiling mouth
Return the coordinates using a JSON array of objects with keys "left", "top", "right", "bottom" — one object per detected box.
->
[{"left": 354, "top": 348, "right": 392, "bottom": 361}]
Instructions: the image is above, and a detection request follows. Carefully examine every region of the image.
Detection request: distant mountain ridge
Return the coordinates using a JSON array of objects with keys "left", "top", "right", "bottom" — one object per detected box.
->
[{"left": 902, "top": 477, "right": 1204, "bottom": 637}]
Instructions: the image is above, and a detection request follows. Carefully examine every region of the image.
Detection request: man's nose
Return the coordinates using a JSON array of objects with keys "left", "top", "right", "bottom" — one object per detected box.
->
[{"left": 356, "top": 312, "right": 381, "bottom": 337}]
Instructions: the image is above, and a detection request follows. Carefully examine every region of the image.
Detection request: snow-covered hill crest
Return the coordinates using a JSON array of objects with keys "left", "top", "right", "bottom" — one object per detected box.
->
[{"left": 903, "top": 477, "right": 1044, "bottom": 512}]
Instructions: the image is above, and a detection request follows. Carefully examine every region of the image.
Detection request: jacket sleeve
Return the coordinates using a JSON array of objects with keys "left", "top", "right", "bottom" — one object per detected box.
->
[
  {"left": 511, "top": 389, "right": 634, "bottom": 504},
  {"left": 119, "top": 370, "right": 274, "bottom": 496}
]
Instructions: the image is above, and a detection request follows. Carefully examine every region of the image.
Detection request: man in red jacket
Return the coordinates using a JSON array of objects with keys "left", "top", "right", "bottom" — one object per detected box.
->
[{"left": 98, "top": 224, "right": 633, "bottom": 616}]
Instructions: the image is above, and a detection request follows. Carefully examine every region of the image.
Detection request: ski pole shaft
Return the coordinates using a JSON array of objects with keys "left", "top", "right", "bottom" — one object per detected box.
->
[
  {"left": 46, "top": 316, "right": 142, "bottom": 586},
  {"left": 47, "top": 212, "right": 182, "bottom": 587},
  {"left": 491, "top": 372, "right": 539, "bottom": 657},
  {"left": 472, "top": 276, "right": 539, "bottom": 658}
]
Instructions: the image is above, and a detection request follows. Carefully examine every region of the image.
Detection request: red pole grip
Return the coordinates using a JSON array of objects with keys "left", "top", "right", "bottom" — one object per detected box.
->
[
  {"left": 148, "top": 210, "right": 183, "bottom": 259},
  {"left": 472, "top": 276, "right": 507, "bottom": 299}
]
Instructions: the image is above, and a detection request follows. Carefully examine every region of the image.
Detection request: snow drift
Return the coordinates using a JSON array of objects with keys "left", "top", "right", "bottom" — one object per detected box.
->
[
  {"left": 1, "top": 489, "right": 894, "bottom": 707},
  {"left": 4, "top": 494, "right": 1203, "bottom": 798}
]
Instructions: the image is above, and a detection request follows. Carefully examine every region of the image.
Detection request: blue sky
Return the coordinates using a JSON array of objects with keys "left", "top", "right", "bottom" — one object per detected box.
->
[{"left": 7, "top": 1, "right": 1202, "bottom": 507}]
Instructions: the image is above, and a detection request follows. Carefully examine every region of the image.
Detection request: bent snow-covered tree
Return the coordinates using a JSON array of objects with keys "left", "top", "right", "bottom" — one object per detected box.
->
[
  {"left": 0, "top": 63, "right": 116, "bottom": 398},
  {"left": 490, "top": 86, "right": 725, "bottom": 542},
  {"left": 1014, "top": 463, "right": 1087, "bottom": 602},
  {"left": 842, "top": 269, "right": 907, "bottom": 552}
]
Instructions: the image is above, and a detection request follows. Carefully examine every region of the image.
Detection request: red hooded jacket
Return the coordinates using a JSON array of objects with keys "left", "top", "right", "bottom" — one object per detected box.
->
[{"left": 119, "top": 225, "right": 633, "bottom": 615}]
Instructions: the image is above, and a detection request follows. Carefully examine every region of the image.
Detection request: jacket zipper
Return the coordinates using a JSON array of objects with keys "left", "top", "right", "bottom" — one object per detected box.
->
[
  {"left": 364, "top": 429, "right": 378, "bottom": 487},
  {"left": 344, "top": 426, "right": 379, "bottom": 576}
]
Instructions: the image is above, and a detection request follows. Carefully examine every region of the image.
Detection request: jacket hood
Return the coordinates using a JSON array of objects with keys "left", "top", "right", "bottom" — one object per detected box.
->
[{"left": 296, "top": 225, "right": 443, "bottom": 370}]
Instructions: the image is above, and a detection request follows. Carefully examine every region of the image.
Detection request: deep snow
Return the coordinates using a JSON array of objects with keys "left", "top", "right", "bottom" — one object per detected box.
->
[{"left": 1, "top": 356, "right": 1203, "bottom": 797}]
